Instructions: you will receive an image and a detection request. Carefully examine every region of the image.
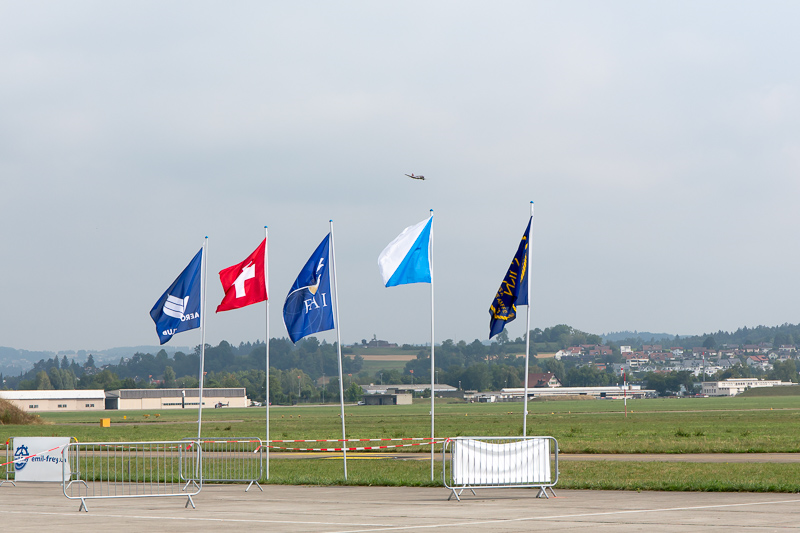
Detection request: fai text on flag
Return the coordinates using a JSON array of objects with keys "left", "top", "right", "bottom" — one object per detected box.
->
[
  {"left": 488, "top": 218, "right": 531, "bottom": 338},
  {"left": 216, "top": 238, "right": 267, "bottom": 312},
  {"left": 377, "top": 216, "right": 432, "bottom": 287},
  {"left": 150, "top": 248, "right": 203, "bottom": 345},
  {"left": 283, "top": 233, "right": 334, "bottom": 343}
]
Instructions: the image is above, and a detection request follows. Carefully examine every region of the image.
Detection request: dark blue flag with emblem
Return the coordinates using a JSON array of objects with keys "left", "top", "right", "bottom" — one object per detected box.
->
[
  {"left": 150, "top": 248, "right": 203, "bottom": 345},
  {"left": 283, "top": 233, "right": 334, "bottom": 343},
  {"left": 489, "top": 218, "right": 531, "bottom": 338}
]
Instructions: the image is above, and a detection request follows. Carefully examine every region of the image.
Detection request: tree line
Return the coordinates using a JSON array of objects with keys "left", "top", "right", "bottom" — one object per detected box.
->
[{"left": 4, "top": 322, "right": 800, "bottom": 402}]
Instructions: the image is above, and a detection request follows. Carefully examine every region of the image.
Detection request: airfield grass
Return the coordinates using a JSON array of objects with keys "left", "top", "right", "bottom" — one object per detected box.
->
[
  {"left": 6, "top": 396, "right": 800, "bottom": 492},
  {"left": 8, "top": 396, "right": 800, "bottom": 453}
]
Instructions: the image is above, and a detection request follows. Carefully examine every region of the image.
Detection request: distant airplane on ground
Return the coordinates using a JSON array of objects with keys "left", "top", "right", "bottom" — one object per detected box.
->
[{"left": 405, "top": 173, "right": 425, "bottom": 180}]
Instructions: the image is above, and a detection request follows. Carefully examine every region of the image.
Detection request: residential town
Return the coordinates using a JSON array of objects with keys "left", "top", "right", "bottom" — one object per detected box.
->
[{"left": 551, "top": 342, "right": 796, "bottom": 377}]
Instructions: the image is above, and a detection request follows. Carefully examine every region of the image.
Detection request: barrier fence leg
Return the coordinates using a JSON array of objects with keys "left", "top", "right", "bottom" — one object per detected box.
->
[
  {"left": 245, "top": 480, "right": 263, "bottom": 492},
  {"left": 78, "top": 498, "right": 88, "bottom": 513},
  {"left": 185, "top": 495, "right": 196, "bottom": 509}
]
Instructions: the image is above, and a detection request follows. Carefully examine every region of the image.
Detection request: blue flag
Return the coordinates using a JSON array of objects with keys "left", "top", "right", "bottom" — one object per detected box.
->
[
  {"left": 489, "top": 218, "right": 531, "bottom": 338},
  {"left": 150, "top": 248, "right": 203, "bottom": 345},
  {"left": 283, "top": 233, "right": 334, "bottom": 343}
]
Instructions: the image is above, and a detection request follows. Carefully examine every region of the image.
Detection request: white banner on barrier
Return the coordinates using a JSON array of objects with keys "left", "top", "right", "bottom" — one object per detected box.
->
[
  {"left": 12, "top": 437, "right": 71, "bottom": 482},
  {"left": 452, "top": 438, "right": 550, "bottom": 485}
]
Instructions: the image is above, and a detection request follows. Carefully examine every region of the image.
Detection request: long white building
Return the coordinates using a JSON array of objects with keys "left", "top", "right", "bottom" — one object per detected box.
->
[
  {"left": 701, "top": 378, "right": 796, "bottom": 396},
  {"left": 105, "top": 388, "right": 248, "bottom": 410},
  {"left": 0, "top": 390, "right": 105, "bottom": 412},
  {"left": 0, "top": 388, "right": 249, "bottom": 411}
]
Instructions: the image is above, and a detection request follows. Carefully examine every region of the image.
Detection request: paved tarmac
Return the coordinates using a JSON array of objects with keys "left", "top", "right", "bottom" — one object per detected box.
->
[{"left": 2, "top": 482, "right": 799, "bottom": 532}]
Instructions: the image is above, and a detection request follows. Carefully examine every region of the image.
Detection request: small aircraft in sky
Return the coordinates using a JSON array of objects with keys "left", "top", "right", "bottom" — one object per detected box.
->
[{"left": 405, "top": 173, "right": 425, "bottom": 180}]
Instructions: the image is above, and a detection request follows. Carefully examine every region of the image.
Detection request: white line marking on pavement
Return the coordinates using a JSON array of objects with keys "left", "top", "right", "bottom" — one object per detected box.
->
[
  {"left": 0, "top": 509, "right": 391, "bottom": 528},
  {"left": 323, "top": 497, "right": 800, "bottom": 532}
]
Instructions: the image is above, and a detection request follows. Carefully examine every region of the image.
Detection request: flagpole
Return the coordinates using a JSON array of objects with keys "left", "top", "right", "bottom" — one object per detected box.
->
[
  {"left": 197, "top": 236, "right": 209, "bottom": 441},
  {"left": 523, "top": 202, "right": 534, "bottom": 437},
  {"left": 329, "top": 220, "right": 348, "bottom": 479},
  {"left": 264, "top": 226, "right": 270, "bottom": 478},
  {"left": 429, "top": 209, "right": 435, "bottom": 481}
]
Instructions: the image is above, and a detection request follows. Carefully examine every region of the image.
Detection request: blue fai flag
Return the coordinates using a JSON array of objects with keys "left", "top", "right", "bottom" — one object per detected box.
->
[
  {"left": 377, "top": 216, "right": 432, "bottom": 287},
  {"left": 488, "top": 218, "right": 531, "bottom": 338},
  {"left": 150, "top": 248, "right": 203, "bottom": 345},
  {"left": 283, "top": 233, "right": 334, "bottom": 344}
]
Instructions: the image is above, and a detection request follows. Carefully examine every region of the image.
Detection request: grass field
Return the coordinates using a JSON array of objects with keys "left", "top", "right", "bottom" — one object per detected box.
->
[
  {"left": 5, "top": 395, "right": 800, "bottom": 452},
  {"left": 5, "top": 396, "right": 800, "bottom": 492},
  {"left": 358, "top": 358, "right": 408, "bottom": 376}
]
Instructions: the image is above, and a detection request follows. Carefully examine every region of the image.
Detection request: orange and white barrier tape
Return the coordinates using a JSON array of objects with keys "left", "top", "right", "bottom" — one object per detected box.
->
[
  {"left": 266, "top": 439, "right": 442, "bottom": 452},
  {"left": 0, "top": 444, "right": 68, "bottom": 468}
]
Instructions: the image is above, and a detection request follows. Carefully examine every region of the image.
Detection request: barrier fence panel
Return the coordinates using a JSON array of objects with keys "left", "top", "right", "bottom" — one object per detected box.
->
[
  {"left": 62, "top": 440, "right": 202, "bottom": 512},
  {"left": 443, "top": 436, "right": 558, "bottom": 501},
  {"left": 181, "top": 437, "right": 263, "bottom": 491},
  {"left": 1, "top": 441, "right": 13, "bottom": 487}
]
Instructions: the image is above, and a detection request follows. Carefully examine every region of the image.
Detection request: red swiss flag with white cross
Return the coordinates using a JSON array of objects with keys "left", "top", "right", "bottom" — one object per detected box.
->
[{"left": 216, "top": 238, "right": 268, "bottom": 312}]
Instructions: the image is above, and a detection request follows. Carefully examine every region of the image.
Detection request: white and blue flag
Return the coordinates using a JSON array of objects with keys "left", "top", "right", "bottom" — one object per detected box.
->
[
  {"left": 283, "top": 233, "right": 334, "bottom": 343},
  {"left": 150, "top": 248, "right": 203, "bottom": 345},
  {"left": 378, "top": 216, "right": 432, "bottom": 287}
]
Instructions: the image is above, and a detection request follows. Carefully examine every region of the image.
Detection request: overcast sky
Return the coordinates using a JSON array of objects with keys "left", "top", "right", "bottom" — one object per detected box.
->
[{"left": 2, "top": 1, "right": 799, "bottom": 353}]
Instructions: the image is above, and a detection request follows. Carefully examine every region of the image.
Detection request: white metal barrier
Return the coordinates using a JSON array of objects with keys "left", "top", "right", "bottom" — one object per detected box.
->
[
  {"left": 62, "top": 440, "right": 202, "bottom": 512},
  {"left": 181, "top": 437, "right": 264, "bottom": 491},
  {"left": 443, "top": 436, "right": 558, "bottom": 501},
  {"left": 1, "top": 440, "right": 14, "bottom": 487}
]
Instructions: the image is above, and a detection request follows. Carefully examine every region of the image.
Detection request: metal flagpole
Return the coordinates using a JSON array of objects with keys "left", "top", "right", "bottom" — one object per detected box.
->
[
  {"left": 264, "top": 226, "right": 270, "bottom": 478},
  {"left": 523, "top": 202, "right": 534, "bottom": 437},
  {"left": 197, "top": 236, "right": 209, "bottom": 440},
  {"left": 429, "top": 209, "right": 435, "bottom": 481},
  {"left": 329, "top": 220, "right": 348, "bottom": 479}
]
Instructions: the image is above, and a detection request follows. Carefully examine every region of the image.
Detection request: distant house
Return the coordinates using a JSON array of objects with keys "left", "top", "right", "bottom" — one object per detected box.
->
[
  {"left": 744, "top": 344, "right": 771, "bottom": 354},
  {"left": 624, "top": 353, "right": 649, "bottom": 368},
  {"left": 692, "top": 347, "right": 714, "bottom": 357},
  {"left": 527, "top": 372, "right": 561, "bottom": 388},
  {"left": 363, "top": 338, "right": 397, "bottom": 348},
  {"left": 642, "top": 345, "right": 662, "bottom": 353},
  {"left": 746, "top": 355, "right": 771, "bottom": 370},
  {"left": 648, "top": 352, "right": 671, "bottom": 364}
]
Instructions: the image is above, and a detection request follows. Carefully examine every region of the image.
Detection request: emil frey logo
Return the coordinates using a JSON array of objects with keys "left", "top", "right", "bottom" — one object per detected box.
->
[{"left": 14, "top": 445, "right": 29, "bottom": 471}]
